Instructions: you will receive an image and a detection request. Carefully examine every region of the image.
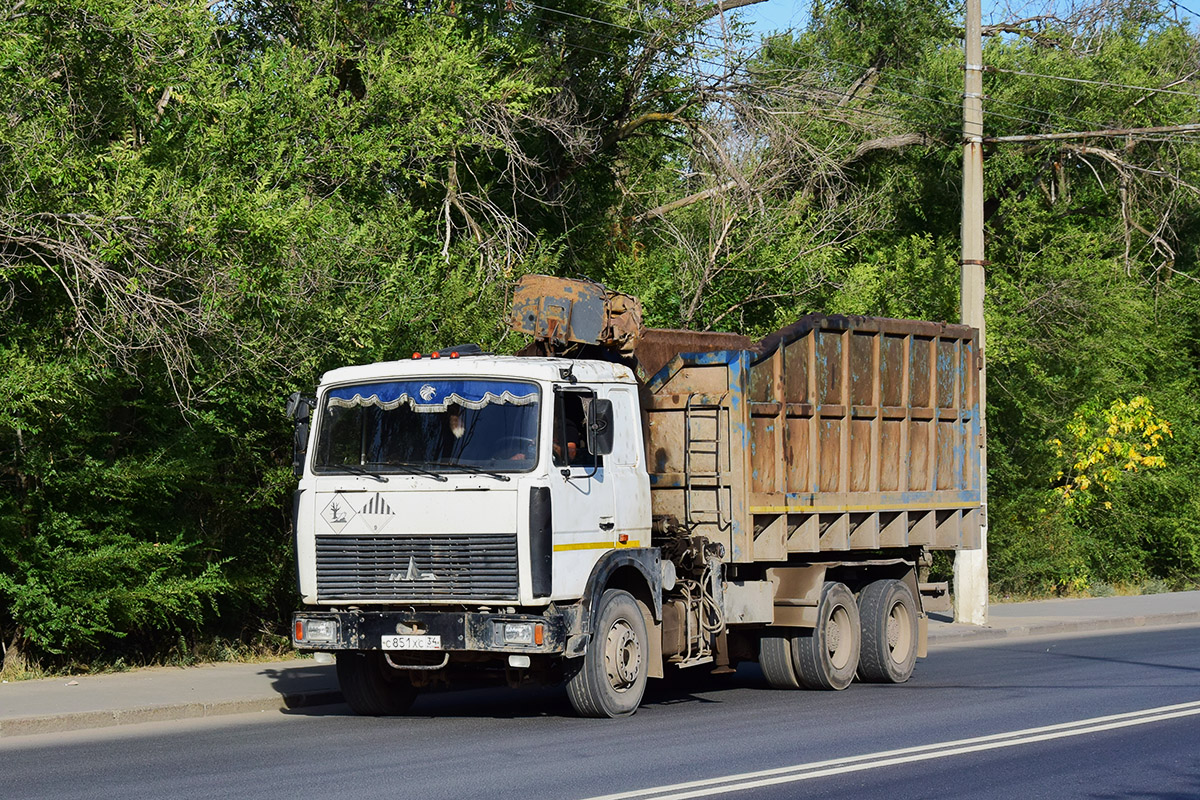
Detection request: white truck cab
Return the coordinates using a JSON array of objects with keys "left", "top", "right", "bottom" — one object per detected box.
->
[{"left": 290, "top": 350, "right": 659, "bottom": 716}]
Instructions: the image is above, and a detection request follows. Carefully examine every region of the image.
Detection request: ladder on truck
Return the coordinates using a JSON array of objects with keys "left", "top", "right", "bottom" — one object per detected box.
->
[{"left": 683, "top": 393, "right": 730, "bottom": 532}]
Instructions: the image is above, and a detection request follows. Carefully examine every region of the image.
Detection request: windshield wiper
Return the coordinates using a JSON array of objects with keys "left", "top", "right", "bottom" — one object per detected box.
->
[
  {"left": 376, "top": 462, "right": 449, "bottom": 482},
  {"left": 333, "top": 464, "right": 389, "bottom": 483},
  {"left": 434, "top": 462, "right": 511, "bottom": 482}
]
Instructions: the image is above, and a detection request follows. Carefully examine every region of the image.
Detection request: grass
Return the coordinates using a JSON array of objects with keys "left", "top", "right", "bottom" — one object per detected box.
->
[
  {"left": 991, "top": 577, "right": 1188, "bottom": 603},
  {"left": 0, "top": 625, "right": 304, "bottom": 682},
  {"left": 0, "top": 646, "right": 50, "bottom": 683}
]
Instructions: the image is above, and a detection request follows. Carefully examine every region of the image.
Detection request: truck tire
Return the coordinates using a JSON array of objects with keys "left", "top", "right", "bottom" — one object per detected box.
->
[
  {"left": 856, "top": 579, "right": 918, "bottom": 683},
  {"left": 791, "top": 582, "right": 860, "bottom": 691},
  {"left": 759, "top": 632, "right": 801, "bottom": 689},
  {"left": 566, "top": 589, "right": 648, "bottom": 718},
  {"left": 336, "top": 651, "right": 418, "bottom": 716}
]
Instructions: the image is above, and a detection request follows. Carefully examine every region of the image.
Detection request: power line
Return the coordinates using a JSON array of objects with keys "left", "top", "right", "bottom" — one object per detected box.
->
[
  {"left": 500, "top": 1, "right": 1046, "bottom": 130},
  {"left": 457, "top": 0, "right": 742, "bottom": 80},
  {"left": 987, "top": 66, "right": 1200, "bottom": 100},
  {"left": 443, "top": 9, "right": 913, "bottom": 134},
  {"left": 482, "top": 0, "right": 988, "bottom": 128},
  {"left": 1167, "top": 0, "right": 1200, "bottom": 20},
  {"left": 984, "top": 122, "right": 1200, "bottom": 143},
  {"left": 450, "top": 0, "right": 1200, "bottom": 145},
  {"left": 759, "top": 84, "right": 939, "bottom": 129},
  {"left": 457, "top": 0, "right": 922, "bottom": 127},
  {"left": 748, "top": 37, "right": 1120, "bottom": 134},
  {"left": 517, "top": 0, "right": 656, "bottom": 39},
  {"left": 748, "top": 55, "right": 1051, "bottom": 131}
]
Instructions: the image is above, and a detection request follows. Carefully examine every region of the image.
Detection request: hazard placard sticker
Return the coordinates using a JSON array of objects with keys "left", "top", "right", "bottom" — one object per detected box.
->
[
  {"left": 320, "top": 493, "right": 357, "bottom": 533},
  {"left": 360, "top": 492, "right": 396, "bottom": 533}
]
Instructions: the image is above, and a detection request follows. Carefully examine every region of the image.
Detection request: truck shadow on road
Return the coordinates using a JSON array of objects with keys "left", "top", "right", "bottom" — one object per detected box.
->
[{"left": 263, "top": 662, "right": 767, "bottom": 720}]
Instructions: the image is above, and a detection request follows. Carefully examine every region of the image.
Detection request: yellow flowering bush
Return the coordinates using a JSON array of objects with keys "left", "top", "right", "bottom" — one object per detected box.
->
[{"left": 1051, "top": 397, "right": 1172, "bottom": 509}]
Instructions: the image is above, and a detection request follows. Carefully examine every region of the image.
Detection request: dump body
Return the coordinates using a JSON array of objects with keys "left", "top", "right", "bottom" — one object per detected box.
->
[{"left": 644, "top": 314, "right": 982, "bottom": 563}]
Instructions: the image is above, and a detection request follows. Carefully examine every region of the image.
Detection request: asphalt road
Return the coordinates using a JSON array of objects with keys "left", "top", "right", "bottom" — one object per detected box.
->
[{"left": 4, "top": 625, "right": 1199, "bottom": 800}]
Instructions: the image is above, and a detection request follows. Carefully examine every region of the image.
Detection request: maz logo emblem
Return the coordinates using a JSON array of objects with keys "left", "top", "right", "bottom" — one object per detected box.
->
[{"left": 389, "top": 556, "right": 437, "bottom": 582}]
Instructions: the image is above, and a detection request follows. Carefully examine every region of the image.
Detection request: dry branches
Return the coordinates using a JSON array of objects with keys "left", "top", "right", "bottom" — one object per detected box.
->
[{"left": 0, "top": 211, "right": 207, "bottom": 396}]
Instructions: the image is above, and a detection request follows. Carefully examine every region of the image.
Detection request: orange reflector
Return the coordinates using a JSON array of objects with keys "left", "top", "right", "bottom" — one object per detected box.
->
[
  {"left": 534, "top": 624, "right": 544, "bottom": 646},
  {"left": 431, "top": 352, "right": 440, "bottom": 359},
  {"left": 450, "top": 351, "right": 459, "bottom": 358},
  {"left": 411, "top": 352, "right": 421, "bottom": 359},
  {"left": 618, "top": 533, "right": 629, "bottom": 544},
  {"left": 294, "top": 620, "right": 304, "bottom": 641}
]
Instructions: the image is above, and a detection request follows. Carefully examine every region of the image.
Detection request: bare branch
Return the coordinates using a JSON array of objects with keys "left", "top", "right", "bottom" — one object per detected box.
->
[
  {"left": 1063, "top": 143, "right": 1200, "bottom": 195},
  {"left": 632, "top": 180, "right": 739, "bottom": 223},
  {"left": 844, "top": 132, "right": 932, "bottom": 165},
  {"left": 695, "top": 0, "right": 771, "bottom": 23}
]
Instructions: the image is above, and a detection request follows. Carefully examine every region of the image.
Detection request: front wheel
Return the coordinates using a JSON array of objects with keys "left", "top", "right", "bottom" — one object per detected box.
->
[
  {"left": 336, "top": 651, "right": 418, "bottom": 716},
  {"left": 792, "top": 582, "right": 861, "bottom": 691},
  {"left": 566, "top": 589, "right": 649, "bottom": 718}
]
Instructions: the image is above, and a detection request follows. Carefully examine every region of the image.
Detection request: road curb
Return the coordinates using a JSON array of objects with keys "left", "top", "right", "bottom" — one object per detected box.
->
[
  {"left": 928, "top": 610, "right": 1200, "bottom": 645},
  {"left": 0, "top": 690, "right": 344, "bottom": 739}
]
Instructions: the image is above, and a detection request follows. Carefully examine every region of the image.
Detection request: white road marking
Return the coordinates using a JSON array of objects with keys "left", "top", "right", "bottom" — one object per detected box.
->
[{"left": 584, "top": 700, "right": 1200, "bottom": 800}]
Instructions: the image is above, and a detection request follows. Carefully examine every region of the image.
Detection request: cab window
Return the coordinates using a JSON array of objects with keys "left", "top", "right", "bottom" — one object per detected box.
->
[{"left": 553, "top": 390, "right": 601, "bottom": 468}]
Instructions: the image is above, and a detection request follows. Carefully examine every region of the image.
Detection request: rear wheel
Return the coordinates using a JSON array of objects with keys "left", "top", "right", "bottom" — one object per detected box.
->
[
  {"left": 792, "top": 582, "right": 860, "bottom": 691},
  {"left": 566, "top": 589, "right": 649, "bottom": 718},
  {"left": 336, "top": 651, "right": 418, "bottom": 716},
  {"left": 857, "top": 579, "right": 918, "bottom": 683},
  {"left": 759, "top": 632, "right": 801, "bottom": 689}
]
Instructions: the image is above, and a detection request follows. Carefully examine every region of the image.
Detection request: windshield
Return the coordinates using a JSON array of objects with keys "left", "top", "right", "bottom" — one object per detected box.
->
[{"left": 313, "top": 379, "right": 540, "bottom": 474}]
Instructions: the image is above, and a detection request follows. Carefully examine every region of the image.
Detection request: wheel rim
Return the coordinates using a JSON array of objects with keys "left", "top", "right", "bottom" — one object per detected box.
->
[
  {"left": 826, "top": 605, "right": 853, "bottom": 670},
  {"left": 604, "top": 617, "right": 642, "bottom": 693},
  {"left": 886, "top": 599, "right": 914, "bottom": 665}
]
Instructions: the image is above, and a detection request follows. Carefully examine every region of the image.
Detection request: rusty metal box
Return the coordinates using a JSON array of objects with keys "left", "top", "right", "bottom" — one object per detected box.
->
[{"left": 644, "top": 314, "right": 981, "bottom": 563}]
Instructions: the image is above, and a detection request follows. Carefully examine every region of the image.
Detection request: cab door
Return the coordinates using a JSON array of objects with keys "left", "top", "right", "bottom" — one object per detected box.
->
[
  {"left": 549, "top": 386, "right": 615, "bottom": 602},
  {"left": 604, "top": 386, "right": 651, "bottom": 547}
]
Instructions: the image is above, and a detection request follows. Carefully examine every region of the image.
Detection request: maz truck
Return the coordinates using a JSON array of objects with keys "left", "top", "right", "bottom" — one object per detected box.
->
[{"left": 288, "top": 275, "right": 982, "bottom": 717}]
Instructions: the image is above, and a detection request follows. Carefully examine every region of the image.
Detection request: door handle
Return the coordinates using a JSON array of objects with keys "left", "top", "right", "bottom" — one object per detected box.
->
[{"left": 599, "top": 517, "right": 615, "bottom": 531}]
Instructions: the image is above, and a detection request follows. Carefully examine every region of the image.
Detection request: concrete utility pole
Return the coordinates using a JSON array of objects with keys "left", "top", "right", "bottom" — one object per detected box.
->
[{"left": 955, "top": 0, "right": 989, "bottom": 626}]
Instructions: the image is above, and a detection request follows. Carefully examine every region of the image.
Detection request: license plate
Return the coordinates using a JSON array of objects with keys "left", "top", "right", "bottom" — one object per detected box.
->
[{"left": 381, "top": 635, "right": 441, "bottom": 651}]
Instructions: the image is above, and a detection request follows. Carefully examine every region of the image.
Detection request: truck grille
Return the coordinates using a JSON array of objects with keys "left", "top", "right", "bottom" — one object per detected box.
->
[{"left": 315, "top": 534, "right": 519, "bottom": 601}]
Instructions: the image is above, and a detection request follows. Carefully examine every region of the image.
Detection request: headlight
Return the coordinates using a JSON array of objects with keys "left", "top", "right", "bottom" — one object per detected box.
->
[
  {"left": 502, "top": 622, "right": 535, "bottom": 645},
  {"left": 295, "top": 618, "right": 337, "bottom": 644},
  {"left": 494, "top": 621, "right": 544, "bottom": 646}
]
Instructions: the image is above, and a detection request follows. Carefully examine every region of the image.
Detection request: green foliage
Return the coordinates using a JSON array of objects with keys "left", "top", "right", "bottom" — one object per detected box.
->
[
  {"left": 827, "top": 234, "right": 961, "bottom": 321},
  {"left": 0, "top": 0, "right": 548, "bottom": 666},
  {"left": 2, "top": 0, "right": 1200, "bottom": 667},
  {"left": 1050, "top": 396, "right": 1171, "bottom": 510}
]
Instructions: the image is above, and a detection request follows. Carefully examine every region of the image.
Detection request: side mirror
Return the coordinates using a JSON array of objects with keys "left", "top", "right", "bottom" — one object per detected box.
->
[
  {"left": 286, "top": 392, "right": 315, "bottom": 477},
  {"left": 286, "top": 391, "right": 311, "bottom": 422},
  {"left": 586, "top": 398, "right": 614, "bottom": 456}
]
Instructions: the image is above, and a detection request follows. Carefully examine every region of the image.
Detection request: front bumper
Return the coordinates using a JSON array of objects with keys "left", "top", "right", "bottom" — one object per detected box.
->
[{"left": 292, "top": 608, "right": 572, "bottom": 655}]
